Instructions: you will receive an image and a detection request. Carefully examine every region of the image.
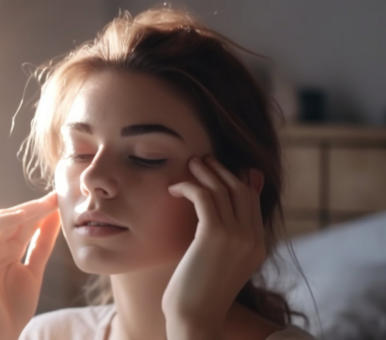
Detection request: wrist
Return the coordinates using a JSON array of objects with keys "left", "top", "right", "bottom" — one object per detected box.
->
[{"left": 165, "top": 314, "right": 223, "bottom": 340}]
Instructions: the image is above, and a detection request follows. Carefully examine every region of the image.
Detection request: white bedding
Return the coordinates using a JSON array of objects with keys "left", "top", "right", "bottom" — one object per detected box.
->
[{"left": 259, "top": 211, "right": 386, "bottom": 339}]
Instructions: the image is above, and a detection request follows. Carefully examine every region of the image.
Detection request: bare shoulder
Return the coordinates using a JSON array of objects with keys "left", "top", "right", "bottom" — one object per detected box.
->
[
  {"left": 224, "top": 303, "right": 283, "bottom": 340},
  {"left": 224, "top": 304, "right": 314, "bottom": 340},
  {"left": 224, "top": 304, "right": 316, "bottom": 340},
  {"left": 264, "top": 325, "right": 316, "bottom": 340}
]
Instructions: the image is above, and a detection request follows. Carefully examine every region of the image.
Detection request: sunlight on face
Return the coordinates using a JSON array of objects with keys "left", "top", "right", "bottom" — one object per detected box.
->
[{"left": 54, "top": 70, "right": 213, "bottom": 275}]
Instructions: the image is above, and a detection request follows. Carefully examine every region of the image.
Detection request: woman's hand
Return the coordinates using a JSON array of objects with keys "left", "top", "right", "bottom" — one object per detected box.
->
[
  {"left": 0, "top": 192, "right": 60, "bottom": 340},
  {"left": 162, "top": 155, "right": 265, "bottom": 337}
]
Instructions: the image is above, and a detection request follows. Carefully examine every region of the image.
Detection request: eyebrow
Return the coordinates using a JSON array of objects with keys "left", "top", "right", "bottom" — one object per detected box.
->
[{"left": 63, "top": 122, "right": 185, "bottom": 143}]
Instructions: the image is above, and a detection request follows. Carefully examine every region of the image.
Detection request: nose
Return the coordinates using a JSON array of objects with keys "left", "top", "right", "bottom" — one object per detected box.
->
[{"left": 80, "top": 151, "right": 119, "bottom": 200}]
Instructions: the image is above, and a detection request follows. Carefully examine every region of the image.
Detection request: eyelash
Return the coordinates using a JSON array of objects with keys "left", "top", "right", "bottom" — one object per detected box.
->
[
  {"left": 129, "top": 156, "right": 167, "bottom": 168},
  {"left": 67, "top": 154, "right": 167, "bottom": 168}
]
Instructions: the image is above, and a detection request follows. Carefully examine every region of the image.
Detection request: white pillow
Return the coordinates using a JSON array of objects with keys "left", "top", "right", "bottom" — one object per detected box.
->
[{"left": 258, "top": 211, "right": 386, "bottom": 337}]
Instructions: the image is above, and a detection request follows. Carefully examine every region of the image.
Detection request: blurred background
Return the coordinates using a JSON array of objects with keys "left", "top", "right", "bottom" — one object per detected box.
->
[{"left": 1, "top": 1, "right": 385, "bottom": 338}]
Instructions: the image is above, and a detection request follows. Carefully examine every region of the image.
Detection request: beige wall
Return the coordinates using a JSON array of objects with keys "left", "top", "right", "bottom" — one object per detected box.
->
[
  {"left": 0, "top": 0, "right": 112, "bottom": 313},
  {"left": 118, "top": 0, "right": 386, "bottom": 126},
  {"left": 0, "top": 0, "right": 111, "bottom": 205}
]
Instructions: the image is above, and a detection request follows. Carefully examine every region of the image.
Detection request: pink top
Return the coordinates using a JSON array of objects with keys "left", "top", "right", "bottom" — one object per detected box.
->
[{"left": 19, "top": 304, "right": 315, "bottom": 340}]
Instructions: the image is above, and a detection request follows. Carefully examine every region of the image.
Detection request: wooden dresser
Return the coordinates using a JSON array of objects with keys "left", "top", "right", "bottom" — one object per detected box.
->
[{"left": 278, "top": 123, "right": 386, "bottom": 237}]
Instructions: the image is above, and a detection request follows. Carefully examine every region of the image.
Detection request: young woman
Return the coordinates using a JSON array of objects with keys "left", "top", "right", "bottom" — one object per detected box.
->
[{"left": 1, "top": 7, "right": 316, "bottom": 340}]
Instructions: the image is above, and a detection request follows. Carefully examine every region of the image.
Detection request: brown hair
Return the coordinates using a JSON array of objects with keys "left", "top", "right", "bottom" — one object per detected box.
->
[{"left": 20, "top": 7, "right": 309, "bottom": 327}]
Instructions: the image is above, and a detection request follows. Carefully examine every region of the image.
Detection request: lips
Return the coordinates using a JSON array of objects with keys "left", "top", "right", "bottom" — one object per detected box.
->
[{"left": 75, "top": 210, "right": 128, "bottom": 229}]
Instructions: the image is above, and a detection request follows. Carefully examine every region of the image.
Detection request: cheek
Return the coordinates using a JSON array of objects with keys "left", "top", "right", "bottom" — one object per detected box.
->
[
  {"left": 140, "top": 195, "right": 197, "bottom": 263},
  {"left": 54, "top": 160, "right": 79, "bottom": 197},
  {"left": 54, "top": 161, "right": 79, "bottom": 238},
  {"left": 163, "top": 167, "right": 199, "bottom": 239},
  {"left": 166, "top": 195, "right": 197, "bottom": 232},
  {"left": 150, "top": 183, "right": 198, "bottom": 251}
]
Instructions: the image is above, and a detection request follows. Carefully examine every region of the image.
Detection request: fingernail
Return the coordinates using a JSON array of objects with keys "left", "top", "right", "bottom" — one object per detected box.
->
[
  {"left": 40, "top": 191, "right": 56, "bottom": 201},
  {"left": 39, "top": 191, "right": 55, "bottom": 201},
  {"left": 168, "top": 185, "right": 178, "bottom": 193},
  {"left": 168, "top": 187, "right": 181, "bottom": 197}
]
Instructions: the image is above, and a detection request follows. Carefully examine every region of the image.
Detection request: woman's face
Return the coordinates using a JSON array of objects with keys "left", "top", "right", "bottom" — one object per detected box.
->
[{"left": 54, "top": 70, "right": 213, "bottom": 274}]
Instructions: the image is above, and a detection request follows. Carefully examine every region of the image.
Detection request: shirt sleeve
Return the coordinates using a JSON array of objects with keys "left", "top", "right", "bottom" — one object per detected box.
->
[
  {"left": 18, "top": 304, "right": 114, "bottom": 340},
  {"left": 19, "top": 311, "right": 67, "bottom": 340}
]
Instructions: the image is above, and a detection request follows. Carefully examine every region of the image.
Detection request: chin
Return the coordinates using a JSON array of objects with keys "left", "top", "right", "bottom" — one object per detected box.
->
[
  {"left": 70, "top": 246, "right": 134, "bottom": 275},
  {"left": 72, "top": 247, "right": 182, "bottom": 276}
]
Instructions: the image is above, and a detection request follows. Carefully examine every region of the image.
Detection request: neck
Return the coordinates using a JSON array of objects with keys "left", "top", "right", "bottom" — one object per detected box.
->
[
  {"left": 106, "top": 265, "right": 278, "bottom": 340},
  {"left": 108, "top": 262, "right": 177, "bottom": 340}
]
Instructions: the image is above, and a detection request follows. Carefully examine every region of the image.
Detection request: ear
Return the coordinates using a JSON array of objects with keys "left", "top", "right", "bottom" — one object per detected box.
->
[{"left": 240, "top": 168, "right": 264, "bottom": 195}]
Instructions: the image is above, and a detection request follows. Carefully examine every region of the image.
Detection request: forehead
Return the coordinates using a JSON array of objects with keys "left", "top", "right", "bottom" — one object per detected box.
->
[{"left": 64, "top": 70, "right": 212, "bottom": 149}]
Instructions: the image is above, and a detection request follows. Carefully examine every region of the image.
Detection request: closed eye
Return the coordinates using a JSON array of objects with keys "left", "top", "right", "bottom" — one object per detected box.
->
[
  {"left": 128, "top": 156, "right": 167, "bottom": 167},
  {"left": 66, "top": 154, "right": 93, "bottom": 161},
  {"left": 66, "top": 154, "right": 167, "bottom": 168}
]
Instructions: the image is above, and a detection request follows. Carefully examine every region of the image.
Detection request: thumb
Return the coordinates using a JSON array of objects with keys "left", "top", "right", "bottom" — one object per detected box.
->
[{"left": 24, "top": 210, "right": 61, "bottom": 279}]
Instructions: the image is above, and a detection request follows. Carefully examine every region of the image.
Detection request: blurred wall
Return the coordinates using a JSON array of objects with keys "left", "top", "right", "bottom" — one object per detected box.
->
[
  {"left": 0, "top": 0, "right": 115, "bottom": 312},
  {"left": 111, "top": 0, "right": 386, "bottom": 125},
  {"left": 0, "top": 0, "right": 114, "bottom": 205},
  {"left": 2, "top": 0, "right": 385, "bottom": 204}
]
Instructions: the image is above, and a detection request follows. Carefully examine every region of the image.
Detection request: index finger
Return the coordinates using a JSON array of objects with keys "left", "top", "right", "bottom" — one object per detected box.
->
[{"left": 0, "top": 191, "right": 58, "bottom": 225}]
